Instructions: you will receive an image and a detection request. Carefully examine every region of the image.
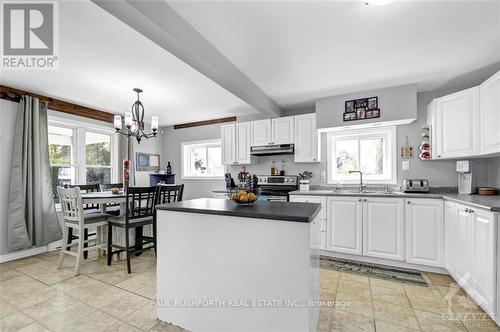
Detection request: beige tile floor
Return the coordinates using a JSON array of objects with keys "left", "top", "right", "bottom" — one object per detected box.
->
[{"left": 1, "top": 250, "right": 499, "bottom": 332}]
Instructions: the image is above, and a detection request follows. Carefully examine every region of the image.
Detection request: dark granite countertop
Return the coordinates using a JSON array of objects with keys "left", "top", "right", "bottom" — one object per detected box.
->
[
  {"left": 290, "top": 190, "right": 500, "bottom": 212},
  {"left": 157, "top": 198, "right": 321, "bottom": 223}
]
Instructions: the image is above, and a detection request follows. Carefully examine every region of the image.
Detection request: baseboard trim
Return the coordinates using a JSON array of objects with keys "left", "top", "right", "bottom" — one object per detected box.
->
[
  {"left": 0, "top": 240, "right": 61, "bottom": 263},
  {"left": 319, "top": 250, "right": 449, "bottom": 274}
]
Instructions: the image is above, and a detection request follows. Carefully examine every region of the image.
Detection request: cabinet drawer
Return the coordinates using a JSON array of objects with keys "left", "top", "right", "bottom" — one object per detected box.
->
[{"left": 290, "top": 195, "right": 326, "bottom": 219}]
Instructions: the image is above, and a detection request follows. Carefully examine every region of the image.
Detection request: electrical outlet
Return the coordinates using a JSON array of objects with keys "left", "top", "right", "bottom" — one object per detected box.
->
[{"left": 402, "top": 160, "right": 410, "bottom": 171}]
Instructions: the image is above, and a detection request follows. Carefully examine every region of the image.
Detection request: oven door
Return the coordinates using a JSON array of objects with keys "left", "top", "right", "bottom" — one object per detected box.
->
[{"left": 266, "top": 195, "right": 289, "bottom": 202}]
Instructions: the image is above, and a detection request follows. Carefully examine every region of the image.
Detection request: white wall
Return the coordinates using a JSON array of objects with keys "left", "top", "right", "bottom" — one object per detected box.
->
[
  {"left": 133, "top": 123, "right": 163, "bottom": 186},
  {"left": 0, "top": 100, "right": 20, "bottom": 255}
]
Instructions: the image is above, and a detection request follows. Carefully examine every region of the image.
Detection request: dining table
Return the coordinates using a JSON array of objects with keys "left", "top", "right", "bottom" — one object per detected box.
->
[{"left": 81, "top": 191, "right": 152, "bottom": 258}]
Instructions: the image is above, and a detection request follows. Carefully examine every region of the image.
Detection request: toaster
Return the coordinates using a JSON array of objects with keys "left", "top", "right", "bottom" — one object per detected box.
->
[{"left": 402, "top": 179, "right": 430, "bottom": 193}]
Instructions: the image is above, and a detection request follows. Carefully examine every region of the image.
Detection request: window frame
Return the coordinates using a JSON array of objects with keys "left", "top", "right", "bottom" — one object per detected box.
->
[
  {"left": 48, "top": 116, "right": 118, "bottom": 186},
  {"left": 327, "top": 126, "right": 397, "bottom": 185},
  {"left": 181, "top": 139, "right": 224, "bottom": 180}
]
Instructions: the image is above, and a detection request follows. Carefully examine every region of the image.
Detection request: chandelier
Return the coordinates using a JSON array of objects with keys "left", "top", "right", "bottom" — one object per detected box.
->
[{"left": 113, "top": 88, "right": 159, "bottom": 144}]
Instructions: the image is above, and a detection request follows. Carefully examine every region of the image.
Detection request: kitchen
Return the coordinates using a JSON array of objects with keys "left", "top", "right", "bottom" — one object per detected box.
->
[{"left": 1, "top": 1, "right": 499, "bottom": 332}]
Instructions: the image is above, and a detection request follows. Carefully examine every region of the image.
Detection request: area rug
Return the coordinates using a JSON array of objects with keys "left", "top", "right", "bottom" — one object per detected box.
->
[{"left": 320, "top": 256, "right": 428, "bottom": 287}]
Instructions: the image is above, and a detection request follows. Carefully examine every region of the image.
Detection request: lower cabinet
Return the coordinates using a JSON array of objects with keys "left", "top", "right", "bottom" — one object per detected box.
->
[
  {"left": 405, "top": 199, "right": 444, "bottom": 267},
  {"left": 289, "top": 195, "right": 326, "bottom": 250},
  {"left": 363, "top": 198, "right": 405, "bottom": 261},
  {"left": 326, "top": 197, "right": 363, "bottom": 255},
  {"left": 446, "top": 201, "right": 497, "bottom": 316}
]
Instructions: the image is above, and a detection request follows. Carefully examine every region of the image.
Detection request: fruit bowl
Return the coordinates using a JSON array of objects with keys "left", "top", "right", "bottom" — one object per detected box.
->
[{"left": 227, "top": 188, "right": 261, "bottom": 206}]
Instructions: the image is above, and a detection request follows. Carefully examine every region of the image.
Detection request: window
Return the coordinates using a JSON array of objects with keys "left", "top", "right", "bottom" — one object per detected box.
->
[
  {"left": 48, "top": 117, "right": 117, "bottom": 202},
  {"left": 327, "top": 126, "right": 396, "bottom": 184},
  {"left": 182, "top": 139, "right": 224, "bottom": 179}
]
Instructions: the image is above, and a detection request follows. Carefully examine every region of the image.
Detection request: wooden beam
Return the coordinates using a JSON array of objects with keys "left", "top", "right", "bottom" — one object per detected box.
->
[
  {"left": 173, "top": 116, "right": 236, "bottom": 130},
  {"left": 0, "top": 85, "right": 115, "bottom": 123}
]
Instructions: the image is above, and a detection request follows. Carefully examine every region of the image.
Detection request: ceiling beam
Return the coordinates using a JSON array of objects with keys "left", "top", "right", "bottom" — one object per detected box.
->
[
  {"left": 91, "top": 0, "right": 283, "bottom": 118},
  {"left": 0, "top": 85, "right": 114, "bottom": 123},
  {"left": 173, "top": 116, "right": 236, "bottom": 130}
]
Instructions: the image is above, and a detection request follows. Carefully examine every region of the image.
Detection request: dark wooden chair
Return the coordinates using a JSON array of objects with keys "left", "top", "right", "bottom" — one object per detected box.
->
[
  {"left": 64, "top": 183, "right": 106, "bottom": 259},
  {"left": 156, "top": 184, "right": 184, "bottom": 205},
  {"left": 99, "top": 183, "right": 124, "bottom": 216},
  {"left": 107, "top": 186, "right": 158, "bottom": 274}
]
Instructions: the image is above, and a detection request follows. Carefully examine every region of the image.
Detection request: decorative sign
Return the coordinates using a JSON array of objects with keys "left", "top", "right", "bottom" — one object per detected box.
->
[
  {"left": 343, "top": 96, "right": 380, "bottom": 122},
  {"left": 136, "top": 152, "right": 160, "bottom": 172}
]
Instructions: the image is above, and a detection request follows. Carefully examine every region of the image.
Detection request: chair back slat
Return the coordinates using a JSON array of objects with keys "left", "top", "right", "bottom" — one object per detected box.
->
[
  {"left": 157, "top": 184, "right": 184, "bottom": 205},
  {"left": 66, "top": 183, "right": 100, "bottom": 210},
  {"left": 57, "top": 186, "right": 84, "bottom": 226},
  {"left": 125, "top": 186, "right": 158, "bottom": 223}
]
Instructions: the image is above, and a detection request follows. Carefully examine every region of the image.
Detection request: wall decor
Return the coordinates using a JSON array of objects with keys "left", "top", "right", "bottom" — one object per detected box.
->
[
  {"left": 136, "top": 152, "right": 160, "bottom": 172},
  {"left": 343, "top": 96, "right": 380, "bottom": 122}
]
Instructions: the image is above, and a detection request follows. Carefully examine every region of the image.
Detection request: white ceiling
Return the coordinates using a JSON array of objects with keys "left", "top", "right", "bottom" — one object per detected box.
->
[
  {"left": 0, "top": 0, "right": 255, "bottom": 126},
  {"left": 168, "top": 0, "right": 500, "bottom": 108}
]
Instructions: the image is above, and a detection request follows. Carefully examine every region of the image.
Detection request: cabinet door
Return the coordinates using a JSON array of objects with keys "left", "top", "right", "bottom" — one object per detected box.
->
[
  {"left": 480, "top": 71, "right": 500, "bottom": 155},
  {"left": 294, "top": 114, "right": 319, "bottom": 163},
  {"left": 444, "top": 201, "right": 458, "bottom": 276},
  {"left": 310, "top": 216, "right": 323, "bottom": 250},
  {"left": 471, "top": 209, "right": 496, "bottom": 314},
  {"left": 326, "top": 197, "right": 362, "bottom": 255},
  {"left": 363, "top": 198, "right": 405, "bottom": 261},
  {"left": 455, "top": 204, "right": 472, "bottom": 286},
  {"left": 221, "top": 124, "right": 235, "bottom": 165},
  {"left": 272, "top": 116, "right": 294, "bottom": 145},
  {"left": 405, "top": 199, "right": 444, "bottom": 267},
  {"left": 435, "top": 87, "right": 480, "bottom": 158},
  {"left": 250, "top": 119, "right": 271, "bottom": 146},
  {"left": 235, "top": 122, "right": 252, "bottom": 164}
]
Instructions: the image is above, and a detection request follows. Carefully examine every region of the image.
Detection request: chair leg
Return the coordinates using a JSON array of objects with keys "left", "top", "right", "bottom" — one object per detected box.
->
[
  {"left": 125, "top": 226, "right": 131, "bottom": 274},
  {"left": 96, "top": 226, "right": 102, "bottom": 258},
  {"left": 66, "top": 227, "right": 73, "bottom": 251},
  {"left": 57, "top": 225, "right": 69, "bottom": 270},
  {"left": 107, "top": 225, "right": 113, "bottom": 266},
  {"left": 83, "top": 228, "right": 89, "bottom": 259},
  {"left": 75, "top": 228, "right": 85, "bottom": 276},
  {"left": 135, "top": 226, "right": 143, "bottom": 256}
]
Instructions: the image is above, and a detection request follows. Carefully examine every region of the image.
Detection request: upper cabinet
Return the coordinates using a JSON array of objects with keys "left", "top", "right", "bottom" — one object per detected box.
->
[
  {"left": 428, "top": 87, "right": 480, "bottom": 159},
  {"left": 250, "top": 119, "right": 271, "bottom": 146},
  {"left": 221, "top": 123, "right": 254, "bottom": 165},
  {"left": 250, "top": 117, "right": 294, "bottom": 146},
  {"left": 480, "top": 71, "right": 500, "bottom": 155},
  {"left": 272, "top": 116, "right": 295, "bottom": 145},
  {"left": 294, "top": 113, "right": 319, "bottom": 163},
  {"left": 426, "top": 70, "right": 500, "bottom": 159}
]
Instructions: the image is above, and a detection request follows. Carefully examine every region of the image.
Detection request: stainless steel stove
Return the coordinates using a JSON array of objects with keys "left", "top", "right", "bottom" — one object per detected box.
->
[{"left": 256, "top": 175, "right": 299, "bottom": 202}]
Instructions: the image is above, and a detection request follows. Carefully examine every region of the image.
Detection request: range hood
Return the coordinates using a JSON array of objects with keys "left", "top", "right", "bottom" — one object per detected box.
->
[{"left": 250, "top": 144, "right": 294, "bottom": 156}]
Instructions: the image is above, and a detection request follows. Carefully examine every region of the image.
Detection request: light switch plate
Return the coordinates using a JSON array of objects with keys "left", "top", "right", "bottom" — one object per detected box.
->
[{"left": 402, "top": 160, "right": 410, "bottom": 171}]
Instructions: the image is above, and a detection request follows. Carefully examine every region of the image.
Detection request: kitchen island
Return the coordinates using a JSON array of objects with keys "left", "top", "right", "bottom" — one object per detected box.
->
[{"left": 155, "top": 198, "right": 322, "bottom": 332}]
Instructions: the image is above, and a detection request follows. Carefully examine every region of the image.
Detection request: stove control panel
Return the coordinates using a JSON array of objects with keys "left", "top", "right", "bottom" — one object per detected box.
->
[{"left": 257, "top": 176, "right": 298, "bottom": 186}]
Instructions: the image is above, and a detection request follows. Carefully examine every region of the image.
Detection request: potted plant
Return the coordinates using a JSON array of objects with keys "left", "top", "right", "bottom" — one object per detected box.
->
[{"left": 298, "top": 171, "right": 313, "bottom": 191}]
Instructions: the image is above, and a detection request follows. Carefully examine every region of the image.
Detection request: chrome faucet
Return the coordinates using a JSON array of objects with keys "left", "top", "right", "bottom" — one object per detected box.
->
[{"left": 348, "top": 170, "right": 366, "bottom": 192}]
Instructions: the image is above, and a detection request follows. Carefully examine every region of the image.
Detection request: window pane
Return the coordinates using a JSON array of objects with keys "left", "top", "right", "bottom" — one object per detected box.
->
[
  {"left": 86, "top": 167, "right": 111, "bottom": 184},
  {"left": 207, "top": 146, "right": 224, "bottom": 177},
  {"left": 48, "top": 126, "right": 72, "bottom": 165},
  {"left": 86, "top": 132, "right": 111, "bottom": 166},
  {"left": 336, "top": 140, "right": 358, "bottom": 175},
  {"left": 360, "top": 138, "right": 384, "bottom": 175},
  {"left": 190, "top": 146, "right": 207, "bottom": 176},
  {"left": 50, "top": 166, "right": 75, "bottom": 203}
]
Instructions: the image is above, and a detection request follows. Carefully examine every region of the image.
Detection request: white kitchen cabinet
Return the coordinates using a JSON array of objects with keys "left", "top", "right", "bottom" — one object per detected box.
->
[
  {"left": 294, "top": 113, "right": 319, "bottom": 163},
  {"left": 221, "top": 124, "right": 236, "bottom": 165},
  {"left": 470, "top": 208, "right": 496, "bottom": 314},
  {"left": 405, "top": 199, "right": 444, "bottom": 267},
  {"left": 290, "top": 195, "right": 326, "bottom": 250},
  {"left": 363, "top": 198, "right": 405, "bottom": 261},
  {"left": 326, "top": 197, "right": 362, "bottom": 255},
  {"left": 250, "top": 119, "right": 271, "bottom": 146},
  {"left": 428, "top": 86, "right": 480, "bottom": 159},
  {"left": 480, "top": 70, "right": 500, "bottom": 155},
  {"left": 444, "top": 201, "right": 458, "bottom": 276},
  {"left": 272, "top": 116, "right": 295, "bottom": 145},
  {"left": 235, "top": 122, "right": 254, "bottom": 164},
  {"left": 221, "top": 123, "right": 254, "bottom": 165},
  {"left": 454, "top": 203, "right": 473, "bottom": 286}
]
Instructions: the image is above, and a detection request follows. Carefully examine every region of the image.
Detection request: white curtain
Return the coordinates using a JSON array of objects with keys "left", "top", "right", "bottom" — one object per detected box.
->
[{"left": 7, "top": 96, "right": 61, "bottom": 251}]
